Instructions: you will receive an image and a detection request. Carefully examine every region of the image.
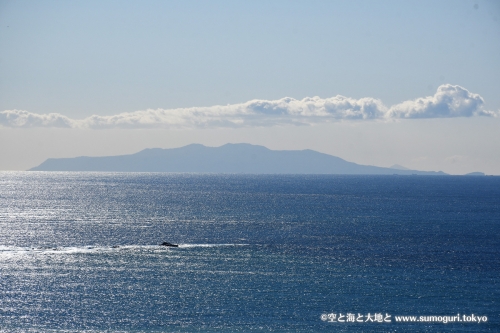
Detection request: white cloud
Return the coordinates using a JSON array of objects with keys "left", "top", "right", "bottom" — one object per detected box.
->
[
  {"left": 387, "top": 84, "right": 491, "bottom": 118},
  {"left": 1, "top": 84, "right": 496, "bottom": 129},
  {"left": 0, "top": 109, "right": 76, "bottom": 128}
]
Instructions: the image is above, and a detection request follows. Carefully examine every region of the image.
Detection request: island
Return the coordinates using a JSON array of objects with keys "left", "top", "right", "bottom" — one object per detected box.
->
[{"left": 29, "top": 143, "right": 448, "bottom": 175}]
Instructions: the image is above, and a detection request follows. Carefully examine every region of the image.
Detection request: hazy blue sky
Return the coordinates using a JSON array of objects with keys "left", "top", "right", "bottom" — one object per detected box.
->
[{"left": 1, "top": 0, "right": 499, "bottom": 174}]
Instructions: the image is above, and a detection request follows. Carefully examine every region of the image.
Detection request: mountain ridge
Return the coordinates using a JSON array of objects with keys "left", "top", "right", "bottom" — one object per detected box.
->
[{"left": 29, "top": 143, "right": 448, "bottom": 175}]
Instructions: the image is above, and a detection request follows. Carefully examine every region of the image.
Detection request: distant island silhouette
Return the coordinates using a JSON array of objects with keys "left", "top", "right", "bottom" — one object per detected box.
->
[
  {"left": 29, "top": 143, "right": 448, "bottom": 175},
  {"left": 464, "top": 172, "right": 485, "bottom": 176}
]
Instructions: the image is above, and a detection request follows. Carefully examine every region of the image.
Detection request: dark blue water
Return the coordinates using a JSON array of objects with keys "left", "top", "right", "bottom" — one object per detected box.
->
[{"left": 0, "top": 173, "right": 499, "bottom": 332}]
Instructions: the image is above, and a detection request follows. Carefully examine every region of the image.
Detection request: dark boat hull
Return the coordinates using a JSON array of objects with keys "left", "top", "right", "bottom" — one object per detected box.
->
[{"left": 160, "top": 242, "right": 179, "bottom": 247}]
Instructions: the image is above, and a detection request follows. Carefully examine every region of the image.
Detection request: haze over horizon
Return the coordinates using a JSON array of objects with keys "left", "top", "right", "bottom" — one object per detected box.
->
[{"left": 1, "top": 0, "right": 499, "bottom": 174}]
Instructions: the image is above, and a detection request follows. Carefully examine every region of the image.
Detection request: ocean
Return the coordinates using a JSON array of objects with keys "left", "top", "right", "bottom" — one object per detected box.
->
[{"left": 0, "top": 172, "right": 498, "bottom": 332}]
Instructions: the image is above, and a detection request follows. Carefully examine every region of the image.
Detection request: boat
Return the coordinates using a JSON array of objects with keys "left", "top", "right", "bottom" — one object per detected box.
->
[{"left": 160, "top": 242, "right": 179, "bottom": 247}]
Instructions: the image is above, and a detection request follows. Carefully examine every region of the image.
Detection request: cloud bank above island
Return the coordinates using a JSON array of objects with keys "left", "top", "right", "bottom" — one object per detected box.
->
[{"left": 1, "top": 84, "right": 496, "bottom": 129}]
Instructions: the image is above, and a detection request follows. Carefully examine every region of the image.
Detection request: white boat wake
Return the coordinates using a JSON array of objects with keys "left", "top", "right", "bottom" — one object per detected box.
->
[{"left": 0, "top": 243, "right": 249, "bottom": 256}]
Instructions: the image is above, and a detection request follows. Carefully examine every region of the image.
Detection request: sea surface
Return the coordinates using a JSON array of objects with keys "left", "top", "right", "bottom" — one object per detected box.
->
[{"left": 0, "top": 172, "right": 499, "bottom": 332}]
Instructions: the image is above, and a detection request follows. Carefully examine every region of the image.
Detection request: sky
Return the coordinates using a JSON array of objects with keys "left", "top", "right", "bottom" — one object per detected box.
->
[{"left": 1, "top": 0, "right": 499, "bottom": 174}]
